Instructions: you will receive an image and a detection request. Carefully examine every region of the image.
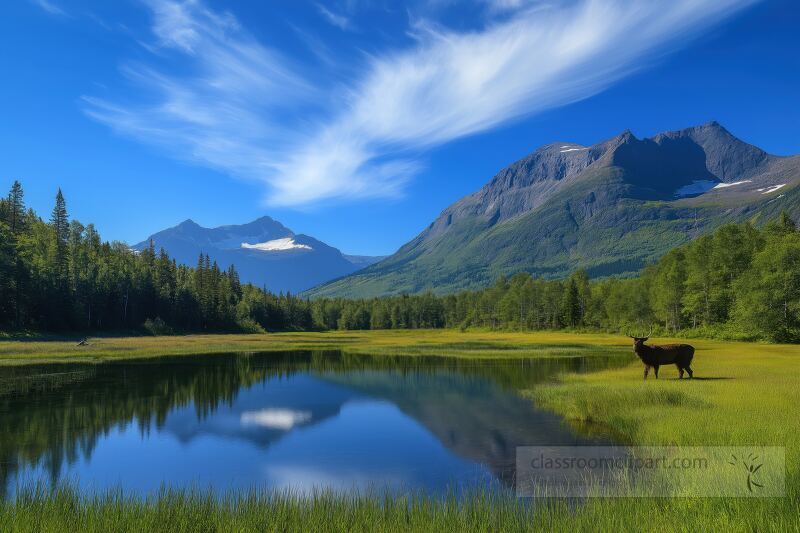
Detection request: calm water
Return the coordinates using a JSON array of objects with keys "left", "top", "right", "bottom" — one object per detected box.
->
[{"left": 0, "top": 351, "right": 620, "bottom": 497}]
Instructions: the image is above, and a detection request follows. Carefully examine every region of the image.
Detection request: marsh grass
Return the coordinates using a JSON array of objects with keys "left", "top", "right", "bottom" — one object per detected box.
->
[
  {"left": 0, "top": 330, "right": 628, "bottom": 365},
  {"left": 3, "top": 485, "right": 544, "bottom": 533},
  {"left": 3, "top": 482, "right": 797, "bottom": 532}
]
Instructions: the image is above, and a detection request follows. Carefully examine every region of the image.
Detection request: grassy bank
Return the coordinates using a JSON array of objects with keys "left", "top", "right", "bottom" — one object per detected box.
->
[
  {"left": 1, "top": 331, "right": 798, "bottom": 531},
  {"left": 0, "top": 328, "right": 788, "bottom": 366},
  {"left": 527, "top": 338, "right": 800, "bottom": 531},
  {"left": 0, "top": 330, "right": 634, "bottom": 365},
  {"left": 2, "top": 487, "right": 534, "bottom": 533},
  {"left": 2, "top": 480, "right": 795, "bottom": 532}
]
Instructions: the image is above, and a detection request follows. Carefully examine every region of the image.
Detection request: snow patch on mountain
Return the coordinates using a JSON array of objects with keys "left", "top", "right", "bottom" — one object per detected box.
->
[
  {"left": 676, "top": 179, "right": 753, "bottom": 197},
  {"left": 674, "top": 180, "right": 717, "bottom": 197},
  {"left": 713, "top": 180, "right": 752, "bottom": 189},
  {"left": 758, "top": 184, "right": 786, "bottom": 195},
  {"left": 241, "top": 238, "right": 313, "bottom": 251}
]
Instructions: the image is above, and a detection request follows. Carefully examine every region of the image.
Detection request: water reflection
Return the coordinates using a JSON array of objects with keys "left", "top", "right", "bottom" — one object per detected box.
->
[{"left": 0, "top": 351, "right": 624, "bottom": 496}]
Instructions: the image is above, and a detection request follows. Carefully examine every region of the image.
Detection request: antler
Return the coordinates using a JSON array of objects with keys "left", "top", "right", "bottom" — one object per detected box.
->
[{"left": 646, "top": 325, "right": 653, "bottom": 338}]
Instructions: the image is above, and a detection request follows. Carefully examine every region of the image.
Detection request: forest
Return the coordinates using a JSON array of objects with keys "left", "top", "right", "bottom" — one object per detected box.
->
[{"left": 2, "top": 181, "right": 799, "bottom": 341}]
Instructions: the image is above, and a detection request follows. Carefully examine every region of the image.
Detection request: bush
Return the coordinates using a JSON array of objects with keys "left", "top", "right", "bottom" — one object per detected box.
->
[
  {"left": 236, "top": 317, "right": 266, "bottom": 334},
  {"left": 143, "top": 317, "right": 173, "bottom": 336}
]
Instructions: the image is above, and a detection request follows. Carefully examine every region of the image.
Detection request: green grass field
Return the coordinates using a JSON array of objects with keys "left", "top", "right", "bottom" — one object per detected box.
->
[
  {"left": 527, "top": 335, "right": 800, "bottom": 532},
  {"left": 0, "top": 329, "right": 630, "bottom": 364},
  {"left": 1, "top": 330, "right": 797, "bottom": 531}
]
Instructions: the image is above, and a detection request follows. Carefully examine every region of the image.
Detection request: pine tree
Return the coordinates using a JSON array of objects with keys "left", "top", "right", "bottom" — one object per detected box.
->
[
  {"left": 7, "top": 181, "right": 25, "bottom": 234},
  {"left": 561, "top": 279, "right": 581, "bottom": 327},
  {"left": 195, "top": 253, "right": 206, "bottom": 327},
  {"left": 780, "top": 211, "right": 797, "bottom": 231},
  {"left": 2, "top": 182, "right": 27, "bottom": 328},
  {"left": 0, "top": 223, "right": 15, "bottom": 323},
  {"left": 51, "top": 189, "right": 70, "bottom": 285},
  {"left": 228, "top": 264, "right": 242, "bottom": 299}
]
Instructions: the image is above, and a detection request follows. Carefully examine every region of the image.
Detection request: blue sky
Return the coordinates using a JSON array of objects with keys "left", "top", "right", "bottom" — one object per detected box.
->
[{"left": 1, "top": 0, "right": 798, "bottom": 255}]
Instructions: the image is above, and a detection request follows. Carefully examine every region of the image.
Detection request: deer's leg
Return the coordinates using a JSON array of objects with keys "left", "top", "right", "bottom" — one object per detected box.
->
[
  {"left": 686, "top": 366, "right": 693, "bottom": 379},
  {"left": 678, "top": 366, "right": 684, "bottom": 379},
  {"left": 653, "top": 365, "right": 660, "bottom": 379},
  {"left": 644, "top": 366, "right": 649, "bottom": 380}
]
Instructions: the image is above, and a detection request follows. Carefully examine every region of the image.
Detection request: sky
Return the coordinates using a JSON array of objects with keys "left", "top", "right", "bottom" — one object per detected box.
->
[{"left": 1, "top": 0, "right": 798, "bottom": 255}]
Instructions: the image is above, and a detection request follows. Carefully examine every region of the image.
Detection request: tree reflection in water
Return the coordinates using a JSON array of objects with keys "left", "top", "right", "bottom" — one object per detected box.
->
[{"left": 0, "top": 351, "right": 624, "bottom": 496}]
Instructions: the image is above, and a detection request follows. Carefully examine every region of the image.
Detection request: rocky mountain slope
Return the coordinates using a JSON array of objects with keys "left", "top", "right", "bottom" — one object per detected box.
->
[{"left": 307, "top": 122, "right": 800, "bottom": 298}]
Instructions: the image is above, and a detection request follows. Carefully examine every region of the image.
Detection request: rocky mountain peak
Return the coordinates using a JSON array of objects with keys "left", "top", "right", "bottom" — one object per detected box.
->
[
  {"left": 307, "top": 122, "right": 800, "bottom": 299},
  {"left": 653, "top": 121, "right": 770, "bottom": 182},
  {"left": 177, "top": 219, "right": 200, "bottom": 228}
]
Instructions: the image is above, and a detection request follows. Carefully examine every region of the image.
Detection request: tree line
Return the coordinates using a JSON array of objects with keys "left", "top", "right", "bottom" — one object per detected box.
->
[
  {"left": 0, "top": 181, "right": 312, "bottom": 333},
  {"left": 2, "top": 181, "right": 799, "bottom": 341},
  {"left": 314, "top": 214, "right": 800, "bottom": 341}
]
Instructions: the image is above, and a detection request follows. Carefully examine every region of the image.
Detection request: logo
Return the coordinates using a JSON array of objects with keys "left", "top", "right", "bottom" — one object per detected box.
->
[{"left": 728, "top": 452, "right": 764, "bottom": 492}]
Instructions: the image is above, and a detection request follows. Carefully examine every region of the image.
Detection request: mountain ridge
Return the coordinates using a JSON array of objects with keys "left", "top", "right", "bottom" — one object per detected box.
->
[
  {"left": 134, "top": 217, "right": 382, "bottom": 294},
  {"left": 306, "top": 122, "right": 800, "bottom": 298}
]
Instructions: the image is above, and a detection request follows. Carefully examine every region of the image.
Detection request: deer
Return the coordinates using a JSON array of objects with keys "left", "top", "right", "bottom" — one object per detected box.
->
[{"left": 628, "top": 328, "right": 694, "bottom": 380}]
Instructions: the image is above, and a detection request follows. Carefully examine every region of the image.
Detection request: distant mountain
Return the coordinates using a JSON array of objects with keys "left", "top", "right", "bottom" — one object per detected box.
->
[
  {"left": 134, "top": 217, "right": 382, "bottom": 293},
  {"left": 342, "top": 254, "right": 388, "bottom": 269},
  {"left": 308, "top": 121, "right": 800, "bottom": 298}
]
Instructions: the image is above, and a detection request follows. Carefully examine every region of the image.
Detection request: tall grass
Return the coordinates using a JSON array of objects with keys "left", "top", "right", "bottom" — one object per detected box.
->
[
  {"left": 3, "top": 483, "right": 797, "bottom": 532},
  {"left": 3, "top": 485, "right": 543, "bottom": 533}
]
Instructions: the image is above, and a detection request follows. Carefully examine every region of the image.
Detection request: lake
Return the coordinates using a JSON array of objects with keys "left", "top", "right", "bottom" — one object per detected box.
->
[{"left": 0, "top": 351, "right": 619, "bottom": 497}]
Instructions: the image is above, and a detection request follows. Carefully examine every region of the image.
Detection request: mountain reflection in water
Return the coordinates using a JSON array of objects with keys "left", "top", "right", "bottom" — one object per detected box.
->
[{"left": 0, "top": 351, "right": 623, "bottom": 496}]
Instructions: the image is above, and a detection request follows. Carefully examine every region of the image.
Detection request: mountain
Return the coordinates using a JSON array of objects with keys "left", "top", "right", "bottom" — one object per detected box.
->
[
  {"left": 307, "top": 122, "right": 800, "bottom": 298},
  {"left": 134, "top": 217, "right": 382, "bottom": 293}
]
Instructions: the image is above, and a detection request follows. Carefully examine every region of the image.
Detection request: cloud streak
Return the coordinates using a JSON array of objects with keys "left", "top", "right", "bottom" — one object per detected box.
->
[
  {"left": 84, "top": 0, "right": 757, "bottom": 207},
  {"left": 316, "top": 3, "right": 353, "bottom": 31},
  {"left": 30, "top": 0, "right": 67, "bottom": 16}
]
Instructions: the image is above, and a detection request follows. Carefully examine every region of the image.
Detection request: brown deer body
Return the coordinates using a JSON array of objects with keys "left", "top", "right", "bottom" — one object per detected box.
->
[{"left": 629, "top": 333, "right": 694, "bottom": 379}]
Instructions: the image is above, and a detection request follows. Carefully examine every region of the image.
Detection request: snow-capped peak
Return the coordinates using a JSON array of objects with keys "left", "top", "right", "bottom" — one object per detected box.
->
[{"left": 241, "top": 238, "right": 312, "bottom": 252}]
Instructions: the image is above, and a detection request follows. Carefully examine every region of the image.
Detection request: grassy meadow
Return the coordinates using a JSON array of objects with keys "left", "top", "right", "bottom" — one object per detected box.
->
[
  {"left": 0, "top": 329, "right": 631, "bottom": 364},
  {"left": 0, "top": 330, "right": 798, "bottom": 531},
  {"left": 527, "top": 336, "right": 800, "bottom": 532}
]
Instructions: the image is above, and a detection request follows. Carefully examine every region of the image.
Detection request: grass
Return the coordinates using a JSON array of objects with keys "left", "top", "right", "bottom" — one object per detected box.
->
[
  {"left": 1, "top": 330, "right": 798, "bottom": 531},
  {"left": 526, "top": 337, "right": 800, "bottom": 531},
  {"left": 2, "top": 480, "right": 795, "bottom": 532},
  {"left": 2, "top": 486, "right": 544, "bottom": 533},
  {"left": 0, "top": 329, "right": 629, "bottom": 365}
]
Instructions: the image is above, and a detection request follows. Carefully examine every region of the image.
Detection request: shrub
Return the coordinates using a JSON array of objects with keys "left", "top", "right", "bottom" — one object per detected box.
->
[
  {"left": 143, "top": 317, "right": 173, "bottom": 336},
  {"left": 236, "top": 317, "right": 266, "bottom": 334}
]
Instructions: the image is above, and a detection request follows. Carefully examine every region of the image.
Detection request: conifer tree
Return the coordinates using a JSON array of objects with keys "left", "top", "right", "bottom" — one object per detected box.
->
[
  {"left": 51, "top": 188, "right": 69, "bottom": 283},
  {"left": 780, "top": 211, "right": 796, "bottom": 231},
  {"left": 7, "top": 180, "right": 25, "bottom": 234}
]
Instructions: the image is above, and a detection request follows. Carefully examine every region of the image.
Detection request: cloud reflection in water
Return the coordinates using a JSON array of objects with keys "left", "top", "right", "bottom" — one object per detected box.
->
[{"left": 241, "top": 409, "right": 312, "bottom": 430}]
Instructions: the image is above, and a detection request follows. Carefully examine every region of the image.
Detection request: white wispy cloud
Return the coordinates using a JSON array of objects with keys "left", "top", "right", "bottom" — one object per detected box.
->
[
  {"left": 316, "top": 3, "right": 353, "bottom": 31},
  {"left": 84, "top": 0, "right": 322, "bottom": 201},
  {"left": 83, "top": 0, "right": 757, "bottom": 207},
  {"left": 30, "top": 0, "right": 67, "bottom": 16},
  {"left": 479, "top": 0, "right": 529, "bottom": 13}
]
